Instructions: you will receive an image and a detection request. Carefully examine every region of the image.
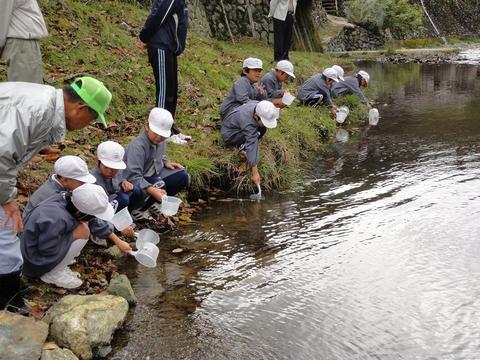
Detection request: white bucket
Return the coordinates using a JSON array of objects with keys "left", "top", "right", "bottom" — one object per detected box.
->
[
  {"left": 161, "top": 196, "right": 182, "bottom": 216},
  {"left": 335, "top": 128, "right": 349, "bottom": 143},
  {"left": 336, "top": 106, "right": 349, "bottom": 124},
  {"left": 135, "top": 229, "right": 160, "bottom": 249},
  {"left": 111, "top": 207, "right": 133, "bottom": 231},
  {"left": 282, "top": 92, "right": 295, "bottom": 106},
  {"left": 129, "top": 243, "right": 159, "bottom": 268},
  {"left": 369, "top": 108, "right": 379, "bottom": 126}
]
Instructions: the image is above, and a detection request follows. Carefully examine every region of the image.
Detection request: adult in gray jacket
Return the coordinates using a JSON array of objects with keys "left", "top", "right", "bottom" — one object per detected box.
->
[
  {"left": 0, "top": 76, "right": 111, "bottom": 311},
  {"left": 331, "top": 70, "right": 372, "bottom": 109},
  {"left": 269, "top": 0, "right": 297, "bottom": 61},
  {"left": 220, "top": 57, "right": 267, "bottom": 119},
  {"left": 0, "top": 0, "right": 48, "bottom": 83},
  {"left": 221, "top": 100, "right": 279, "bottom": 186}
]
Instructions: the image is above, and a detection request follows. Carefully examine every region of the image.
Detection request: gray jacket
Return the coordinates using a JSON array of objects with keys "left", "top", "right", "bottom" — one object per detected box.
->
[
  {"left": 261, "top": 69, "right": 282, "bottom": 99},
  {"left": 91, "top": 165, "right": 125, "bottom": 197},
  {"left": 220, "top": 76, "right": 266, "bottom": 119},
  {"left": 0, "top": 82, "right": 66, "bottom": 204},
  {"left": 221, "top": 101, "right": 262, "bottom": 167},
  {"left": 20, "top": 193, "right": 77, "bottom": 278},
  {"left": 297, "top": 74, "right": 334, "bottom": 107},
  {"left": 124, "top": 131, "right": 168, "bottom": 190},
  {"left": 0, "top": 0, "right": 48, "bottom": 47},
  {"left": 22, "top": 175, "right": 63, "bottom": 221},
  {"left": 331, "top": 75, "right": 367, "bottom": 103}
]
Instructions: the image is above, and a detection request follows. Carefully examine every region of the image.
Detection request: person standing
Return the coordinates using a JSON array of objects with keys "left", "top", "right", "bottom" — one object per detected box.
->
[
  {"left": 0, "top": 76, "right": 112, "bottom": 311},
  {"left": 269, "top": 0, "right": 297, "bottom": 62},
  {"left": 0, "top": 0, "right": 48, "bottom": 83},
  {"left": 139, "top": 0, "right": 189, "bottom": 135}
]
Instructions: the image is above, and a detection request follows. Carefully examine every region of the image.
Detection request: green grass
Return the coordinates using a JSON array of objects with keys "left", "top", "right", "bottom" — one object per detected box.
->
[{"left": 2, "top": 0, "right": 369, "bottom": 195}]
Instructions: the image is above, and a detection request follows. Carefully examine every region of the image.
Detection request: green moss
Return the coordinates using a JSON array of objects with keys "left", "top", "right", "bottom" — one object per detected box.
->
[{"left": 7, "top": 0, "right": 369, "bottom": 195}]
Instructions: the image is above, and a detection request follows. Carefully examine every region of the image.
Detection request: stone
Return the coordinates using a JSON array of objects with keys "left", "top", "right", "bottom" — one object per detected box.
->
[
  {"left": 43, "top": 295, "right": 129, "bottom": 360},
  {"left": 105, "top": 245, "right": 125, "bottom": 258},
  {"left": 0, "top": 310, "right": 49, "bottom": 360},
  {"left": 41, "top": 348, "right": 79, "bottom": 360},
  {"left": 107, "top": 274, "right": 137, "bottom": 305}
]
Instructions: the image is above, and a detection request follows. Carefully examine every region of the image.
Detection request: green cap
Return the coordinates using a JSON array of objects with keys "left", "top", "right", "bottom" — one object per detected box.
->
[{"left": 71, "top": 76, "right": 112, "bottom": 128}]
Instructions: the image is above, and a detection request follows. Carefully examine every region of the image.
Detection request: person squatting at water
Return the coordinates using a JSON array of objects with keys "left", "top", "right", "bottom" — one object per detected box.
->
[
  {"left": 297, "top": 67, "right": 340, "bottom": 116},
  {"left": 0, "top": 76, "right": 112, "bottom": 311},
  {"left": 91, "top": 140, "right": 143, "bottom": 238},
  {"left": 220, "top": 57, "right": 267, "bottom": 119},
  {"left": 261, "top": 60, "right": 296, "bottom": 109},
  {"left": 221, "top": 100, "right": 280, "bottom": 186},
  {"left": 20, "top": 184, "right": 115, "bottom": 289},
  {"left": 331, "top": 70, "right": 372, "bottom": 109},
  {"left": 124, "top": 107, "right": 189, "bottom": 221}
]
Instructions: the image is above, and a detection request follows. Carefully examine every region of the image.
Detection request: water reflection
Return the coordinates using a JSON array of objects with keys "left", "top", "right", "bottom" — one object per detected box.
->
[{"left": 110, "top": 62, "right": 480, "bottom": 360}]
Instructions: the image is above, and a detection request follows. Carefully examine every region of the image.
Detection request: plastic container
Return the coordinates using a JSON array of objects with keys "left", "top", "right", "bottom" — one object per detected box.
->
[
  {"left": 135, "top": 229, "right": 160, "bottom": 250},
  {"left": 282, "top": 92, "right": 295, "bottom": 106},
  {"left": 111, "top": 207, "right": 133, "bottom": 231},
  {"left": 336, "top": 106, "right": 349, "bottom": 124},
  {"left": 335, "top": 128, "right": 349, "bottom": 143},
  {"left": 129, "top": 243, "right": 159, "bottom": 268},
  {"left": 369, "top": 108, "right": 379, "bottom": 126},
  {"left": 161, "top": 196, "right": 182, "bottom": 216}
]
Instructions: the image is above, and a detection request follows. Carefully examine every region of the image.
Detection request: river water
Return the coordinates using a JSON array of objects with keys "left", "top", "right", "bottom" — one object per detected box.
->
[{"left": 110, "top": 61, "right": 480, "bottom": 360}]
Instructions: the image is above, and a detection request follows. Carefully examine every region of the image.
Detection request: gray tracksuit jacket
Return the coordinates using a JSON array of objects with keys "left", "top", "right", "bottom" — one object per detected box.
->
[
  {"left": 220, "top": 76, "right": 266, "bottom": 119},
  {"left": 91, "top": 166, "right": 125, "bottom": 197},
  {"left": 261, "top": 69, "right": 283, "bottom": 99},
  {"left": 331, "top": 75, "right": 368, "bottom": 103},
  {"left": 20, "top": 193, "right": 77, "bottom": 278},
  {"left": 221, "top": 101, "right": 262, "bottom": 167},
  {"left": 0, "top": 82, "right": 66, "bottom": 205},
  {"left": 297, "top": 74, "right": 334, "bottom": 107}
]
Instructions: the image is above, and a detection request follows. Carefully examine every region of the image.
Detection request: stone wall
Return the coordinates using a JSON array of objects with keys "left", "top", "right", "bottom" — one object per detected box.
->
[{"left": 326, "top": 26, "right": 385, "bottom": 52}]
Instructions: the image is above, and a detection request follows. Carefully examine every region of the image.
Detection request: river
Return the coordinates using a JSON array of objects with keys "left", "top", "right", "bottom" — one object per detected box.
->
[{"left": 110, "top": 61, "right": 480, "bottom": 360}]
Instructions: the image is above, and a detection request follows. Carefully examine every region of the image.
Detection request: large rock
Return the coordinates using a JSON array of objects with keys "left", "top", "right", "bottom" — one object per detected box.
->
[
  {"left": 106, "top": 274, "right": 137, "bottom": 305},
  {"left": 0, "top": 310, "right": 49, "bottom": 360},
  {"left": 43, "top": 295, "right": 129, "bottom": 360},
  {"left": 41, "top": 347, "right": 79, "bottom": 360}
]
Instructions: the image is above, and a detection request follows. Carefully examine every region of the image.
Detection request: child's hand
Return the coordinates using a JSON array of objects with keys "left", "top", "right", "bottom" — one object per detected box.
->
[
  {"left": 117, "top": 239, "right": 133, "bottom": 254},
  {"left": 121, "top": 226, "right": 135, "bottom": 238},
  {"left": 150, "top": 187, "right": 167, "bottom": 202},
  {"left": 164, "top": 161, "right": 184, "bottom": 170},
  {"left": 121, "top": 180, "right": 134, "bottom": 192}
]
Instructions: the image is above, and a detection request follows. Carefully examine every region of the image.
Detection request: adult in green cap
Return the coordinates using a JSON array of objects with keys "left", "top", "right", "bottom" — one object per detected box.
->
[{"left": 0, "top": 76, "right": 111, "bottom": 313}]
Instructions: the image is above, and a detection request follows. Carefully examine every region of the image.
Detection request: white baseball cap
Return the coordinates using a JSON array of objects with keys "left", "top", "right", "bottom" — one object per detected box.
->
[
  {"left": 276, "top": 60, "right": 296, "bottom": 78},
  {"left": 322, "top": 67, "right": 340, "bottom": 82},
  {"left": 243, "top": 57, "right": 263, "bottom": 69},
  {"left": 148, "top": 108, "right": 173, "bottom": 138},
  {"left": 256, "top": 100, "right": 280, "bottom": 129},
  {"left": 358, "top": 70, "right": 370, "bottom": 84},
  {"left": 72, "top": 183, "right": 115, "bottom": 221},
  {"left": 54, "top": 156, "right": 96, "bottom": 183},
  {"left": 97, "top": 141, "right": 126, "bottom": 170},
  {"left": 332, "top": 65, "right": 345, "bottom": 81}
]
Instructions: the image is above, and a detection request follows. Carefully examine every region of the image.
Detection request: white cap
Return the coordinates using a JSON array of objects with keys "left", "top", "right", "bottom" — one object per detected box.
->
[
  {"left": 72, "top": 183, "right": 115, "bottom": 221},
  {"left": 148, "top": 108, "right": 173, "bottom": 138},
  {"left": 276, "top": 60, "right": 295, "bottom": 78},
  {"left": 243, "top": 57, "right": 263, "bottom": 69},
  {"left": 54, "top": 156, "right": 96, "bottom": 183},
  {"left": 322, "top": 68, "right": 340, "bottom": 82},
  {"left": 256, "top": 100, "right": 279, "bottom": 129},
  {"left": 332, "top": 65, "right": 345, "bottom": 81},
  {"left": 97, "top": 141, "right": 126, "bottom": 170},
  {"left": 358, "top": 70, "right": 370, "bottom": 84}
]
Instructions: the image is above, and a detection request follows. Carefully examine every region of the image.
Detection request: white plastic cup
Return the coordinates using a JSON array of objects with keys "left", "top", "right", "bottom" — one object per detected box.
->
[
  {"left": 129, "top": 243, "right": 159, "bottom": 268},
  {"left": 161, "top": 196, "right": 182, "bottom": 216},
  {"left": 369, "top": 108, "right": 379, "bottom": 126},
  {"left": 336, "top": 128, "right": 349, "bottom": 143},
  {"left": 282, "top": 92, "right": 295, "bottom": 106},
  {"left": 135, "top": 229, "right": 160, "bottom": 249},
  {"left": 336, "top": 106, "right": 349, "bottom": 124},
  {"left": 111, "top": 207, "right": 133, "bottom": 231}
]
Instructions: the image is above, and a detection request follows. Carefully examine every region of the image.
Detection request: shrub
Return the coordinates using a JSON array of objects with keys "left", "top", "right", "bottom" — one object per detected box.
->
[{"left": 344, "top": 0, "right": 424, "bottom": 38}]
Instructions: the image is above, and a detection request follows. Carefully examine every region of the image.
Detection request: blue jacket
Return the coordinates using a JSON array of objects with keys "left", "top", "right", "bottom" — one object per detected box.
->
[{"left": 139, "top": 0, "right": 189, "bottom": 55}]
